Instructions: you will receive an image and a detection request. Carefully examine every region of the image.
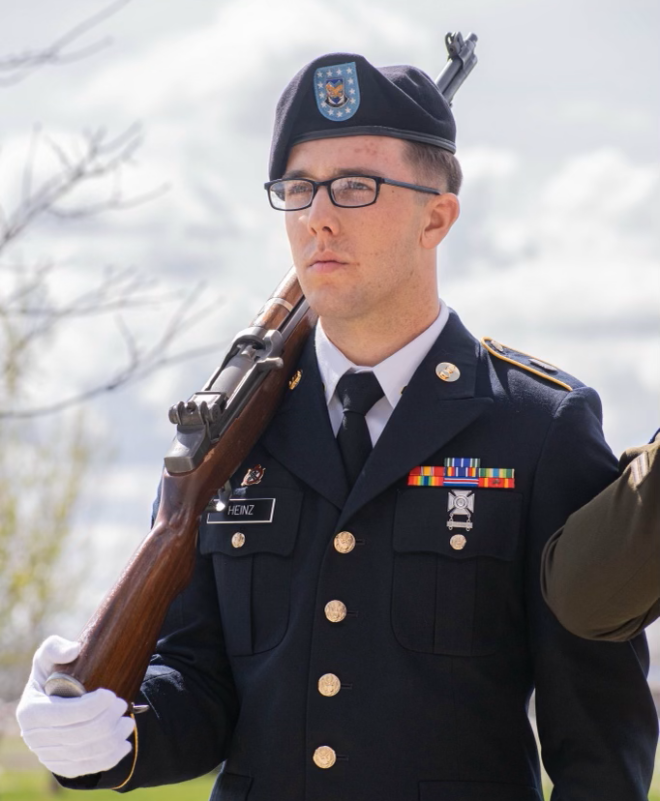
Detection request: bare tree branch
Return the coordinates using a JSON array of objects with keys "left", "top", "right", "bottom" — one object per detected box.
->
[
  {"left": 0, "top": 277, "right": 224, "bottom": 418},
  {"left": 0, "top": 0, "right": 132, "bottom": 87},
  {"left": 21, "top": 125, "right": 40, "bottom": 208},
  {"left": 47, "top": 184, "right": 170, "bottom": 219},
  {"left": 0, "top": 123, "right": 169, "bottom": 252},
  {"left": 0, "top": 345, "right": 219, "bottom": 419},
  {"left": 0, "top": 116, "right": 216, "bottom": 420},
  {"left": 0, "top": 263, "right": 182, "bottom": 317}
]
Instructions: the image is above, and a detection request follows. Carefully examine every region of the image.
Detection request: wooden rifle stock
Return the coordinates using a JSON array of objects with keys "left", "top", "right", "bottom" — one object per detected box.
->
[{"left": 45, "top": 268, "right": 316, "bottom": 704}]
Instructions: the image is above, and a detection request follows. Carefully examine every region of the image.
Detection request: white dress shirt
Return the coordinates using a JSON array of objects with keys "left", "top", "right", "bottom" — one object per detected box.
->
[{"left": 314, "top": 301, "right": 450, "bottom": 446}]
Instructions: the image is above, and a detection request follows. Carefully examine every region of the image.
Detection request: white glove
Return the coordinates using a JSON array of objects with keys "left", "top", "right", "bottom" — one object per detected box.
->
[{"left": 16, "top": 635, "right": 135, "bottom": 779}]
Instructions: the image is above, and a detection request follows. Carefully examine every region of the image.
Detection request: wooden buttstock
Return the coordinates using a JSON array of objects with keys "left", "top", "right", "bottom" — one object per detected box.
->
[{"left": 46, "top": 272, "right": 315, "bottom": 703}]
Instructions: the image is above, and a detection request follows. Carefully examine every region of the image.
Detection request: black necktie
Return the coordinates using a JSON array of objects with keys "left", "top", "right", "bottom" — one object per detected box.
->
[{"left": 336, "top": 372, "right": 384, "bottom": 486}]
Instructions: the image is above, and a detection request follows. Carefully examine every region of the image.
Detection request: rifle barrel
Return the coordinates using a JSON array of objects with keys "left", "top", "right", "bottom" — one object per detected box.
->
[{"left": 435, "top": 32, "right": 478, "bottom": 104}]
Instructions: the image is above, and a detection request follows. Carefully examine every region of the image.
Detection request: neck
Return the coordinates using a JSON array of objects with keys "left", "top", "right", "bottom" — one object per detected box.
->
[{"left": 320, "top": 296, "right": 441, "bottom": 367}]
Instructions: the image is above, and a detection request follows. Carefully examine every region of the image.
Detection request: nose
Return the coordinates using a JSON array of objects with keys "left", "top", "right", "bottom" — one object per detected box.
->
[{"left": 305, "top": 184, "right": 340, "bottom": 236}]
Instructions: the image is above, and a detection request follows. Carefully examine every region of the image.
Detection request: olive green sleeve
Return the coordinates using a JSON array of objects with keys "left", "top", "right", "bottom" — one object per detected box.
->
[{"left": 541, "top": 437, "right": 660, "bottom": 640}]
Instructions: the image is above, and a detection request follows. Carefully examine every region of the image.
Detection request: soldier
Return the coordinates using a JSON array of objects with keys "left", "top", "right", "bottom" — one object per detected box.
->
[
  {"left": 17, "top": 52, "right": 657, "bottom": 800},
  {"left": 542, "top": 435, "right": 660, "bottom": 640}
]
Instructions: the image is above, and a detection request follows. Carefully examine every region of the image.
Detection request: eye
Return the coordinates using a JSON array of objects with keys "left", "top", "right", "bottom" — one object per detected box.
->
[
  {"left": 271, "top": 184, "right": 286, "bottom": 202},
  {"left": 285, "top": 180, "right": 313, "bottom": 197},
  {"left": 340, "top": 177, "right": 373, "bottom": 191},
  {"left": 331, "top": 176, "right": 377, "bottom": 206}
]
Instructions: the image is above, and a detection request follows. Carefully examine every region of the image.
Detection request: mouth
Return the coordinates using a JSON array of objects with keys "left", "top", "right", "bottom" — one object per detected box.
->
[{"left": 306, "top": 253, "right": 347, "bottom": 273}]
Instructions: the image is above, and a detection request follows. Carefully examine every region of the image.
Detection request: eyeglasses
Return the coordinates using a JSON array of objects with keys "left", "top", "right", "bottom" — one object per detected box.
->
[{"left": 264, "top": 174, "right": 441, "bottom": 211}]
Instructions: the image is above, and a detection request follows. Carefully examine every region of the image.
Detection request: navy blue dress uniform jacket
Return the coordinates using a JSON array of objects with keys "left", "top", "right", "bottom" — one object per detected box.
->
[{"left": 90, "top": 312, "right": 657, "bottom": 800}]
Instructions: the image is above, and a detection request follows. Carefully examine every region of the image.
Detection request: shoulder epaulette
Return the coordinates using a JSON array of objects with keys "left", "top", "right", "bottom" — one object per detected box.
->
[{"left": 481, "top": 337, "right": 574, "bottom": 392}]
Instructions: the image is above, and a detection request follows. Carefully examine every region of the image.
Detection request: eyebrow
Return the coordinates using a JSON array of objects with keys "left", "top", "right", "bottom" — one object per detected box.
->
[{"left": 280, "top": 167, "right": 386, "bottom": 180}]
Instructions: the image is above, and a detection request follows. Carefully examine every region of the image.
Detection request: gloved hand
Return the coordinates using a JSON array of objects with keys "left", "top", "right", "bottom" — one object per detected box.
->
[{"left": 16, "top": 635, "right": 135, "bottom": 779}]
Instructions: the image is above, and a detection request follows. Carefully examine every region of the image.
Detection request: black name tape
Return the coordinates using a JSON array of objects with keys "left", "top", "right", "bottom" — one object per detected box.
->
[{"left": 207, "top": 497, "right": 276, "bottom": 525}]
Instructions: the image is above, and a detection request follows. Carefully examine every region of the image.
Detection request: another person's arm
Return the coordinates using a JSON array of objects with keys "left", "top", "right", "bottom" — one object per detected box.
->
[
  {"left": 541, "top": 436, "right": 660, "bottom": 640},
  {"left": 528, "top": 392, "right": 656, "bottom": 798}
]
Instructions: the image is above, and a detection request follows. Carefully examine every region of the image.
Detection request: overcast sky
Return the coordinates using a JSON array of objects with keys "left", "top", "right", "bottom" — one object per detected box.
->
[{"left": 1, "top": 0, "right": 658, "bottom": 653}]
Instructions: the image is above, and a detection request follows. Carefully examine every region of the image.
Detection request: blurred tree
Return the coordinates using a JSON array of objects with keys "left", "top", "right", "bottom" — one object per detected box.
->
[
  {"left": 0, "top": 1, "right": 213, "bottom": 701},
  {"left": 0, "top": 418, "right": 90, "bottom": 700}
]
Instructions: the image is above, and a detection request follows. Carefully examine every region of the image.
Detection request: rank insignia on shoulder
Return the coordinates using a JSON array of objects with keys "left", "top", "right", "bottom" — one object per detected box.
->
[
  {"left": 481, "top": 337, "right": 574, "bottom": 392},
  {"left": 242, "top": 464, "right": 265, "bottom": 486},
  {"left": 408, "top": 459, "right": 515, "bottom": 489}
]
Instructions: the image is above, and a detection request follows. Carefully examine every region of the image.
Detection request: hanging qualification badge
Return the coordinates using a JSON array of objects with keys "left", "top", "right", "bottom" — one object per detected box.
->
[
  {"left": 447, "top": 489, "right": 474, "bottom": 551},
  {"left": 447, "top": 489, "right": 474, "bottom": 531}
]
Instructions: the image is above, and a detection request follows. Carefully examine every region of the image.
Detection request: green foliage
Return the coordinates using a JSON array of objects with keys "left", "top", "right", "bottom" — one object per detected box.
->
[
  {"left": 0, "top": 768, "right": 215, "bottom": 800},
  {"left": 1, "top": 770, "right": 659, "bottom": 801},
  {"left": 0, "top": 412, "right": 92, "bottom": 700}
]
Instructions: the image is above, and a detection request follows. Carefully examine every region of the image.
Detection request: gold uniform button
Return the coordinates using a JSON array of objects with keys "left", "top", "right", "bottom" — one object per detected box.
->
[
  {"left": 324, "top": 600, "right": 347, "bottom": 623},
  {"left": 318, "top": 673, "right": 341, "bottom": 697},
  {"left": 450, "top": 534, "right": 467, "bottom": 550},
  {"left": 313, "top": 746, "right": 337, "bottom": 769},
  {"left": 334, "top": 531, "right": 356, "bottom": 554},
  {"left": 231, "top": 532, "right": 246, "bottom": 549}
]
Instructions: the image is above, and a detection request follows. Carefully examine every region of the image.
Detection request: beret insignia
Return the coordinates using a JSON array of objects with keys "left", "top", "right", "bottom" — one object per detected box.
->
[{"left": 315, "top": 62, "right": 360, "bottom": 121}]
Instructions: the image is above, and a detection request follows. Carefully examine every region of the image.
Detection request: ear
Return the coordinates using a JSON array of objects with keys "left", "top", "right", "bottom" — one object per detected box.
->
[{"left": 420, "top": 193, "right": 460, "bottom": 250}]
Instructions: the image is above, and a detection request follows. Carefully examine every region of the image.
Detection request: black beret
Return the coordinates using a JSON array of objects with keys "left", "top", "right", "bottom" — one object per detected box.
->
[{"left": 269, "top": 52, "right": 456, "bottom": 180}]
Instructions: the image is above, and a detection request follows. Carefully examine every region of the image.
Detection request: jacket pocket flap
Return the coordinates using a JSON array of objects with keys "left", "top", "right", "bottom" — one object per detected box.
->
[
  {"left": 211, "top": 771, "right": 253, "bottom": 801},
  {"left": 393, "top": 487, "right": 522, "bottom": 560},
  {"left": 199, "top": 487, "right": 303, "bottom": 557}
]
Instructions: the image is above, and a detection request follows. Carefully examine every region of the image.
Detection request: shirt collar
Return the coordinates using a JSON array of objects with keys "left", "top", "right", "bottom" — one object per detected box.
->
[{"left": 315, "top": 301, "right": 450, "bottom": 409}]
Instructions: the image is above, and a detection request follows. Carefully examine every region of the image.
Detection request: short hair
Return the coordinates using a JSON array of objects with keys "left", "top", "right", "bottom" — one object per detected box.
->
[{"left": 403, "top": 140, "right": 463, "bottom": 195}]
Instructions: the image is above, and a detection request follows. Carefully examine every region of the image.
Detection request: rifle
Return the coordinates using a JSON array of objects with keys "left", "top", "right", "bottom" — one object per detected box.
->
[
  {"left": 435, "top": 32, "right": 478, "bottom": 100},
  {"left": 44, "top": 31, "right": 478, "bottom": 705}
]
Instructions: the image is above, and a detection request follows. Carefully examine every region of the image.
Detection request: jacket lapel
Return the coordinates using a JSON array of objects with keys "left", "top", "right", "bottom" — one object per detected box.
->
[
  {"left": 336, "top": 312, "right": 492, "bottom": 530},
  {"left": 262, "top": 312, "right": 492, "bottom": 521},
  {"left": 262, "top": 335, "right": 349, "bottom": 510}
]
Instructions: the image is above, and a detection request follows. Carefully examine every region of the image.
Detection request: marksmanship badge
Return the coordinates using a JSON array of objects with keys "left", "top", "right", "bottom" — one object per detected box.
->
[
  {"left": 447, "top": 489, "right": 474, "bottom": 531},
  {"left": 314, "top": 62, "right": 360, "bottom": 121},
  {"left": 242, "top": 464, "right": 265, "bottom": 486}
]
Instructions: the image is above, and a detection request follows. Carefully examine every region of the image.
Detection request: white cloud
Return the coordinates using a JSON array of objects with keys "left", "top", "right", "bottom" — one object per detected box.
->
[
  {"left": 450, "top": 147, "right": 660, "bottom": 322},
  {"left": 444, "top": 146, "right": 660, "bottom": 453},
  {"left": 461, "top": 146, "right": 519, "bottom": 184}
]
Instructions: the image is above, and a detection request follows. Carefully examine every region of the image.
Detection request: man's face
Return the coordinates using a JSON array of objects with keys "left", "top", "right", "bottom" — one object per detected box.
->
[{"left": 283, "top": 135, "right": 435, "bottom": 325}]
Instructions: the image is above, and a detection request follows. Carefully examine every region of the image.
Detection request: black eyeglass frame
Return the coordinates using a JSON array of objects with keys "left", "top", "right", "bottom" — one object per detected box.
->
[{"left": 264, "top": 174, "right": 442, "bottom": 211}]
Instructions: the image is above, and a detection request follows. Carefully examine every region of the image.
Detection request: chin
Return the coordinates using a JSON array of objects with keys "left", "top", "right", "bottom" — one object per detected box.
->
[{"left": 303, "top": 287, "right": 360, "bottom": 321}]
